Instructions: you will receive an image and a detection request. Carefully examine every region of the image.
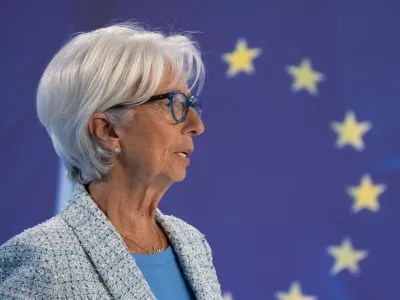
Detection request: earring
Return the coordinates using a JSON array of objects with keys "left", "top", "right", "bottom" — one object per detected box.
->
[{"left": 114, "top": 147, "right": 120, "bottom": 154}]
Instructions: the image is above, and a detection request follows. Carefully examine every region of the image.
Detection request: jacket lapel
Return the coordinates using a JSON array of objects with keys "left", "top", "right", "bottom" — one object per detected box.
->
[
  {"left": 61, "top": 184, "right": 222, "bottom": 300},
  {"left": 155, "top": 211, "right": 223, "bottom": 300},
  {"left": 60, "top": 184, "right": 156, "bottom": 300}
]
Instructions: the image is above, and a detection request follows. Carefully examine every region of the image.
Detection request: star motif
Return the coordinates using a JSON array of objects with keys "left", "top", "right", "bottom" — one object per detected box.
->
[
  {"left": 331, "top": 111, "right": 371, "bottom": 151},
  {"left": 275, "top": 282, "right": 316, "bottom": 300},
  {"left": 222, "top": 39, "right": 261, "bottom": 77},
  {"left": 286, "top": 58, "right": 324, "bottom": 95},
  {"left": 223, "top": 292, "right": 233, "bottom": 300},
  {"left": 327, "top": 238, "right": 368, "bottom": 275},
  {"left": 347, "top": 174, "right": 386, "bottom": 213}
]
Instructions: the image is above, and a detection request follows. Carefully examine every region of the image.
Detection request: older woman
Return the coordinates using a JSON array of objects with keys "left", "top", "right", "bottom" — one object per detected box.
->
[{"left": 0, "top": 23, "right": 222, "bottom": 299}]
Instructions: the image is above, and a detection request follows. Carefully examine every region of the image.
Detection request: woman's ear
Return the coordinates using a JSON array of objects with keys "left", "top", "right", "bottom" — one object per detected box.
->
[{"left": 88, "top": 112, "right": 120, "bottom": 151}]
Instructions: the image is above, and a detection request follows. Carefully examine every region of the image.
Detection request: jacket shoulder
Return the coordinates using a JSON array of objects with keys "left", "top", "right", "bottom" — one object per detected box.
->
[
  {"left": 162, "top": 213, "right": 208, "bottom": 242},
  {"left": 0, "top": 217, "right": 109, "bottom": 299},
  {"left": 1, "top": 216, "right": 76, "bottom": 250},
  {"left": 168, "top": 214, "right": 203, "bottom": 233},
  {"left": 162, "top": 214, "right": 214, "bottom": 260}
]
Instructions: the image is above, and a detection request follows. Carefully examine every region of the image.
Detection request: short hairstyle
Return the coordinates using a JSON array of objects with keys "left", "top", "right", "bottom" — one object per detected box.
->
[{"left": 36, "top": 22, "right": 205, "bottom": 184}]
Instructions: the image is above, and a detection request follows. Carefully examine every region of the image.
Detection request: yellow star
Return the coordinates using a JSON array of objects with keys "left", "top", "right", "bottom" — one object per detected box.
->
[
  {"left": 286, "top": 58, "right": 324, "bottom": 95},
  {"left": 275, "top": 282, "right": 316, "bottom": 300},
  {"left": 223, "top": 292, "right": 233, "bottom": 300},
  {"left": 327, "top": 238, "right": 368, "bottom": 275},
  {"left": 331, "top": 111, "right": 371, "bottom": 151},
  {"left": 347, "top": 174, "right": 386, "bottom": 213},
  {"left": 222, "top": 39, "right": 261, "bottom": 77}
]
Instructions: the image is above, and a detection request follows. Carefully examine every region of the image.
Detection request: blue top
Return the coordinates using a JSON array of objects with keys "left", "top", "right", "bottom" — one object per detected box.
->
[{"left": 131, "top": 244, "right": 195, "bottom": 300}]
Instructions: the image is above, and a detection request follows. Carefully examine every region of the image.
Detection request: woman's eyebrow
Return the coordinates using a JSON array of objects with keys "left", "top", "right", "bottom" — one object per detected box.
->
[{"left": 174, "top": 89, "right": 192, "bottom": 98}]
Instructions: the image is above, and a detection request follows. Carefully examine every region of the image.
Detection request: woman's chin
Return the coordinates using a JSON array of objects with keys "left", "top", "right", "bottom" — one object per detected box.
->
[{"left": 168, "top": 168, "right": 187, "bottom": 183}]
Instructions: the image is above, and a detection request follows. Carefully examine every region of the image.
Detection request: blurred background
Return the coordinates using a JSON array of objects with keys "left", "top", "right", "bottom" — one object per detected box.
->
[{"left": 2, "top": 0, "right": 400, "bottom": 299}]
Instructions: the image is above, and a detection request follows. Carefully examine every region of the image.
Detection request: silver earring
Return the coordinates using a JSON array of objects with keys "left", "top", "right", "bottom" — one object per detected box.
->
[{"left": 114, "top": 147, "right": 120, "bottom": 154}]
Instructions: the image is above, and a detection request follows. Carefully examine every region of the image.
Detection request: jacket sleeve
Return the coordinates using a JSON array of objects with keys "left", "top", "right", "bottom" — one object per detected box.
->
[
  {"left": 201, "top": 234, "right": 223, "bottom": 298},
  {"left": 0, "top": 241, "right": 56, "bottom": 300}
]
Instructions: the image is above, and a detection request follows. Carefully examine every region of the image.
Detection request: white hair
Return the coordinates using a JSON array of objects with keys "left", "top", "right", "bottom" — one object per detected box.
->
[{"left": 36, "top": 22, "right": 205, "bottom": 184}]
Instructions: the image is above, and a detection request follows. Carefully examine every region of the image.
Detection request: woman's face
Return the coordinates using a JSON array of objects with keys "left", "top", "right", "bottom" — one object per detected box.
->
[{"left": 118, "top": 75, "right": 205, "bottom": 184}]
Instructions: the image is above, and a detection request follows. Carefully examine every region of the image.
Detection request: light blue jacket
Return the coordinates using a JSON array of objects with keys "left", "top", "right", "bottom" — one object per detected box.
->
[{"left": 0, "top": 184, "right": 223, "bottom": 299}]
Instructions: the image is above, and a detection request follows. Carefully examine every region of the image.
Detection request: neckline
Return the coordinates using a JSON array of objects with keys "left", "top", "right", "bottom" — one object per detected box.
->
[{"left": 131, "top": 244, "right": 175, "bottom": 266}]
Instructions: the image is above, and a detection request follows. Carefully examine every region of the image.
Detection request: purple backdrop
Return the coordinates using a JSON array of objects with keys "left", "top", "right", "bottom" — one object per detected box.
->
[{"left": 2, "top": 0, "right": 400, "bottom": 298}]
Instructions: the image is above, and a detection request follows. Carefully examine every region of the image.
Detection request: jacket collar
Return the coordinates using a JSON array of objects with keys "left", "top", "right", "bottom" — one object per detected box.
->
[{"left": 60, "top": 183, "right": 220, "bottom": 300}]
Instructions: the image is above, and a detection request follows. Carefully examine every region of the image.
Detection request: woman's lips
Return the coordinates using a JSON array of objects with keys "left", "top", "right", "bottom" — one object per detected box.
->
[{"left": 175, "top": 152, "right": 190, "bottom": 164}]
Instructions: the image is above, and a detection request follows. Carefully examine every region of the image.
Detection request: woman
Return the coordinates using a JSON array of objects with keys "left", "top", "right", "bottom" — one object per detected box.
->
[{"left": 0, "top": 23, "right": 222, "bottom": 299}]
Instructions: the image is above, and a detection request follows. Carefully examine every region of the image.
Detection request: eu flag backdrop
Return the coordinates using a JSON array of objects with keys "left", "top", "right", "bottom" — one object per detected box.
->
[{"left": 2, "top": 0, "right": 400, "bottom": 299}]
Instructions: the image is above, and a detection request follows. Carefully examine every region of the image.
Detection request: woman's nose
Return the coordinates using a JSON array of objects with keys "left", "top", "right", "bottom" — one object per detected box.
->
[{"left": 183, "top": 107, "right": 205, "bottom": 136}]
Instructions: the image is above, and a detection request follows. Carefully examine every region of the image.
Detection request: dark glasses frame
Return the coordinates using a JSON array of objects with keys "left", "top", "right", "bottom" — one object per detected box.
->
[
  {"left": 107, "top": 91, "right": 202, "bottom": 124},
  {"left": 146, "top": 91, "right": 202, "bottom": 123}
]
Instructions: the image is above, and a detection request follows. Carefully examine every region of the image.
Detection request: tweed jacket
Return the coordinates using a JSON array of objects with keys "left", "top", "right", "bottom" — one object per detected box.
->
[{"left": 0, "top": 184, "right": 223, "bottom": 299}]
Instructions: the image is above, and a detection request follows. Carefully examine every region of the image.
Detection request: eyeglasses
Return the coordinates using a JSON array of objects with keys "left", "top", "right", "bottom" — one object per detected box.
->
[
  {"left": 147, "top": 91, "right": 202, "bottom": 123},
  {"left": 108, "top": 91, "right": 202, "bottom": 124}
]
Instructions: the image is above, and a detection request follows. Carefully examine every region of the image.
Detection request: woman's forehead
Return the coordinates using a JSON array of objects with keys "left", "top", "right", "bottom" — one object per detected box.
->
[{"left": 156, "top": 73, "right": 190, "bottom": 95}]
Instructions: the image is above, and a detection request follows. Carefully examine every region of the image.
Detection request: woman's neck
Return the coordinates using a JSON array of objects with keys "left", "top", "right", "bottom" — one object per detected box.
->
[
  {"left": 88, "top": 176, "right": 168, "bottom": 223},
  {"left": 87, "top": 175, "right": 171, "bottom": 252}
]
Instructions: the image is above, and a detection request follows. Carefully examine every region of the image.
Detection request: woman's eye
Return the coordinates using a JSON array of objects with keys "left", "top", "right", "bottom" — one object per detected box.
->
[{"left": 157, "top": 100, "right": 169, "bottom": 108}]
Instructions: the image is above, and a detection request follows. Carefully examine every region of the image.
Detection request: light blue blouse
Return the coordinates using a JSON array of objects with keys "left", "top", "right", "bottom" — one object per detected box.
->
[{"left": 132, "top": 244, "right": 196, "bottom": 299}]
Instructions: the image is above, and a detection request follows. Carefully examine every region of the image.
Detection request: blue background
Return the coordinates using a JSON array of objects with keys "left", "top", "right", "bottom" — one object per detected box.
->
[{"left": 2, "top": 0, "right": 400, "bottom": 299}]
